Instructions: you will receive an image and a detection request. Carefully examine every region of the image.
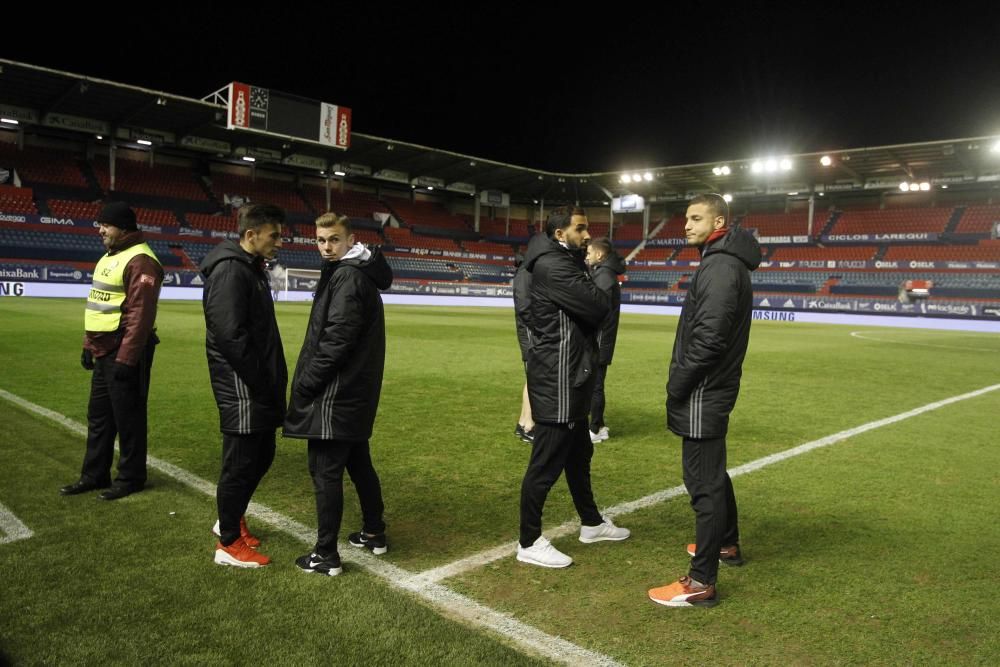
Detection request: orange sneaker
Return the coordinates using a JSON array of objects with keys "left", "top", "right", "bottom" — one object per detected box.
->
[
  {"left": 212, "top": 516, "right": 261, "bottom": 549},
  {"left": 686, "top": 543, "right": 744, "bottom": 566},
  {"left": 214, "top": 536, "right": 270, "bottom": 568},
  {"left": 648, "top": 576, "right": 718, "bottom": 607}
]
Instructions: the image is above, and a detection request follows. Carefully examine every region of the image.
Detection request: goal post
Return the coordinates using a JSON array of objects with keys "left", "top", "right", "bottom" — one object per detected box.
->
[{"left": 276, "top": 266, "right": 321, "bottom": 302}]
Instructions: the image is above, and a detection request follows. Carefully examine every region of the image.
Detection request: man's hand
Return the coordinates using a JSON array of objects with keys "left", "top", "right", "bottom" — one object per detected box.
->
[
  {"left": 113, "top": 362, "right": 138, "bottom": 382},
  {"left": 81, "top": 349, "right": 95, "bottom": 371}
]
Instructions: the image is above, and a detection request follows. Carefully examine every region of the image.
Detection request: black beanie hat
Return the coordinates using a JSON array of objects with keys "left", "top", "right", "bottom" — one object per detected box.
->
[{"left": 97, "top": 202, "right": 138, "bottom": 231}]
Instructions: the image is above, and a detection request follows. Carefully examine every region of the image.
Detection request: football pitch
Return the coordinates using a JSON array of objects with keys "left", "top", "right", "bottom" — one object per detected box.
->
[{"left": 1, "top": 298, "right": 998, "bottom": 665}]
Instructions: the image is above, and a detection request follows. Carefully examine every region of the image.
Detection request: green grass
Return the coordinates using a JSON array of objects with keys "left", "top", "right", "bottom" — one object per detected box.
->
[{"left": 1, "top": 298, "right": 998, "bottom": 665}]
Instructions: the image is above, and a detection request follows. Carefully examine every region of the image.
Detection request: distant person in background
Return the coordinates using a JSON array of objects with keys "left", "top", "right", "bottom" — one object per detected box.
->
[
  {"left": 585, "top": 237, "right": 625, "bottom": 444},
  {"left": 512, "top": 248, "right": 538, "bottom": 443},
  {"left": 60, "top": 202, "right": 162, "bottom": 501},
  {"left": 284, "top": 213, "right": 393, "bottom": 577},
  {"left": 516, "top": 207, "right": 630, "bottom": 569},
  {"left": 648, "top": 193, "right": 760, "bottom": 608},
  {"left": 201, "top": 204, "right": 288, "bottom": 568}
]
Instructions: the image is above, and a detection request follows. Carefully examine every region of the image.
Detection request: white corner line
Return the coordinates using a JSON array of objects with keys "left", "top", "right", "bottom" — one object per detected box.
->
[
  {"left": 0, "top": 500, "right": 34, "bottom": 545},
  {"left": 416, "top": 382, "right": 1000, "bottom": 584},
  {"left": 0, "top": 387, "right": 622, "bottom": 667}
]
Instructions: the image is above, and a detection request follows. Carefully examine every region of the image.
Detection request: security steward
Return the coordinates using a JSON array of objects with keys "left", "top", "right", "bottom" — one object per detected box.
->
[{"left": 60, "top": 202, "right": 163, "bottom": 501}]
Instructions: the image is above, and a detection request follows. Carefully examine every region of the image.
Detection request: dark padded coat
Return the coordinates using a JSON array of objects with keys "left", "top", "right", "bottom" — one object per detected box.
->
[
  {"left": 523, "top": 235, "right": 609, "bottom": 424},
  {"left": 201, "top": 240, "right": 287, "bottom": 435},
  {"left": 283, "top": 247, "right": 393, "bottom": 441},
  {"left": 667, "top": 228, "right": 761, "bottom": 439},
  {"left": 591, "top": 251, "right": 626, "bottom": 365}
]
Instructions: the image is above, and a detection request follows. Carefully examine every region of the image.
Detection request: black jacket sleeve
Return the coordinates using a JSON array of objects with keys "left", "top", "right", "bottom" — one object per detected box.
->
[
  {"left": 538, "top": 254, "right": 609, "bottom": 327},
  {"left": 513, "top": 268, "right": 532, "bottom": 329},
  {"left": 204, "top": 261, "right": 267, "bottom": 393},
  {"left": 294, "top": 270, "right": 366, "bottom": 397},
  {"left": 667, "top": 262, "right": 740, "bottom": 399}
]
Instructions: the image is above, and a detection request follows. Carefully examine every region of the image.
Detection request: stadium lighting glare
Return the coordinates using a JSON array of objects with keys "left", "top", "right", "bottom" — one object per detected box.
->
[
  {"left": 820, "top": 155, "right": 833, "bottom": 166},
  {"left": 909, "top": 183, "right": 921, "bottom": 192},
  {"left": 620, "top": 175, "right": 631, "bottom": 183},
  {"left": 603, "top": 201, "right": 609, "bottom": 205},
  {"left": 899, "top": 182, "right": 910, "bottom": 191},
  {"left": 721, "top": 165, "right": 731, "bottom": 175},
  {"left": 137, "top": 139, "right": 153, "bottom": 146},
  {"left": 632, "top": 173, "right": 642, "bottom": 182},
  {"left": 765, "top": 159, "right": 778, "bottom": 173},
  {"left": 722, "top": 193, "right": 733, "bottom": 203},
  {"left": 991, "top": 140, "right": 1000, "bottom": 153},
  {"left": 788, "top": 191, "right": 799, "bottom": 196},
  {"left": 533, "top": 200, "right": 539, "bottom": 204},
  {"left": 333, "top": 170, "right": 346, "bottom": 177},
  {"left": 819, "top": 192, "right": 825, "bottom": 196},
  {"left": 751, "top": 161, "right": 763, "bottom": 173},
  {"left": 643, "top": 172, "right": 653, "bottom": 182},
  {"left": 241, "top": 155, "right": 255, "bottom": 162},
  {"left": 0, "top": 118, "right": 19, "bottom": 125},
  {"left": 919, "top": 182, "right": 930, "bottom": 191},
  {"left": 95, "top": 135, "right": 103, "bottom": 140},
  {"left": 780, "top": 158, "right": 793, "bottom": 171},
  {"left": 712, "top": 167, "right": 721, "bottom": 176},
  {"left": 427, "top": 186, "right": 434, "bottom": 191},
  {"left": 942, "top": 184, "right": 949, "bottom": 189}
]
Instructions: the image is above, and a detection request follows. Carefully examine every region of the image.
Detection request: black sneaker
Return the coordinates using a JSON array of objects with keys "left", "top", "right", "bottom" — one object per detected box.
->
[
  {"left": 348, "top": 531, "right": 388, "bottom": 555},
  {"left": 295, "top": 551, "right": 343, "bottom": 576}
]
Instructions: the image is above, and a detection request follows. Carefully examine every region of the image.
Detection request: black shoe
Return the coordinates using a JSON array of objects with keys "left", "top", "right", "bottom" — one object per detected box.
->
[
  {"left": 98, "top": 485, "right": 143, "bottom": 501},
  {"left": 348, "top": 530, "right": 388, "bottom": 555},
  {"left": 295, "top": 551, "right": 343, "bottom": 576},
  {"left": 59, "top": 479, "right": 110, "bottom": 496}
]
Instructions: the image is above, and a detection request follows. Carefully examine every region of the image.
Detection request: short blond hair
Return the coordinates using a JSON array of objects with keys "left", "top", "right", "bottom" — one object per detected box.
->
[{"left": 315, "top": 212, "right": 351, "bottom": 232}]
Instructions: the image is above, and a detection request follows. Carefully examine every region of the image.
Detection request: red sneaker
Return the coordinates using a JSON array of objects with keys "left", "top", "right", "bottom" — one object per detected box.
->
[
  {"left": 212, "top": 516, "right": 261, "bottom": 549},
  {"left": 214, "top": 536, "right": 270, "bottom": 568},
  {"left": 648, "top": 576, "right": 718, "bottom": 607}
]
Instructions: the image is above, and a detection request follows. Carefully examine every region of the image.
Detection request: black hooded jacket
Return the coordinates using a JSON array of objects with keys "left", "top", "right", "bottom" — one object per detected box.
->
[
  {"left": 524, "top": 235, "right": 610, "bottom": 424},
  {"left": 591, "top": 251, "right": 626, "bottom": 365},
  {"left": 667, "top": 228, "right": 761, "bottom": 439},
  {"left": 284, "top": 246, "right": 393, "bottom": 441},
  {"left": 200, "top": 240, "right": 288, "bottom": 435}
]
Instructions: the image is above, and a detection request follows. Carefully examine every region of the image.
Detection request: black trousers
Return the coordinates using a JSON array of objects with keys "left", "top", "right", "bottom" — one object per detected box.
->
[
  {"left": 81, "top": 344, "right": 155, "bottom": 490},
  {"left": 519, "top": 420, "right": 604, "bottom": 547},
  {"left": 589, "top": 363, "right": 609, "bottom": 431},
  {"left": 308, "top": 438, "right": 386, "bottom": 557},
  {"left": 216, "top": 430, "right": 275, "bottom": 546},
  {"left": 682, "top": 436, "right": 740, "bottom": 585}
]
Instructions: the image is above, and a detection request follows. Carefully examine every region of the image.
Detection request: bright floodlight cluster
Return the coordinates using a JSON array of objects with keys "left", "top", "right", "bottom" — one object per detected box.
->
[
  {"left": 898, "top": 181, "right": 931, "bottom": 192},
  {"left": 619, "top": 172, "right": 654, "bottom": 184}
]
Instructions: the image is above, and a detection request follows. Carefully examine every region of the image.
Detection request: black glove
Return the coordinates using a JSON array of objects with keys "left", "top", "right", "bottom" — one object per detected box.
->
[
  {"left": 113, "top": 362, "right": 139, "bottom": 382},
  {"left": 81, "top": 349, "right": 95, "bottom": 371}
]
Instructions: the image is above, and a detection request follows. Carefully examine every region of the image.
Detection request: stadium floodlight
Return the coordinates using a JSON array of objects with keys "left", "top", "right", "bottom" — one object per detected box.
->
[
  {"left": 751, "top": 161, "right": 764, "bottom": 173},
  {"left": 788, "top": 191, "right": 799, "bottom": 196},
  {"left": 721, "top": 165, "right": 731, "bottom": 175},
  {"left": 765, "top": 159, "right": 778, "bottom": 172},
  {"left": 899, "top": 182, "right": 910, "bottom": 191},
  {"left": 632, "top": 173, "right": 642, "bottom": 182},
  {"left": 241, "top": 155, "right": 255, "bottom": 162},
  {"left": 942, "top": 184, "right": 949, "bottom": 189},
  {"left": 620, "top": 175, "right": 631, "bottom": 183},
  {"left": 820, "top": 155, "right": 833, "bottom": 166},
  {"left": 919, "top": 182, "right": 930, "bottom": 191},
  {"left": 333, "top": 170, "right": 346, "bottom": 177},
  {"left": 0, "top": 118, "right": 19, "bottom": 125},
  {"left": 643, "top": 172, "right": 653, "bottom": 182},
  {"left": 780, "top": 158, "right": 793, "bottom": 171},
  {"left": 992, "top": 140, "right": 1000, "bottom": 153},
  {"left": 712, "top": 167, "right": 722, "bottom": 176},
  {"left": 722, "top": 193, "right": 733, "bottom": 203},
  {"left": 533, "top": 199, "right": 539, "bottom": 204},
  {"left": 909, "top": 183, "right": 921, "bottom": 192},
  {"left": 96, "top": 135, "right": 103, "bottom": 140},
  {"left": 427, "top": 186, "right": 434, "bottom": 191}
]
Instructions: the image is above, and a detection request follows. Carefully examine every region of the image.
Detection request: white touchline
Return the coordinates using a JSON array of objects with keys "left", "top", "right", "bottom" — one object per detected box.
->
[
  {"left": 0, "top": 500, "right": 34, "bottom": 545},
  {"left": 0, "top": 388, "right": 621, "bottom": 667},
  {"left": 850, "top": 330, "right": 999, "bottom": 352},
  {"left": 416, "top": 382, "right": 1000, "bottom": 584}
]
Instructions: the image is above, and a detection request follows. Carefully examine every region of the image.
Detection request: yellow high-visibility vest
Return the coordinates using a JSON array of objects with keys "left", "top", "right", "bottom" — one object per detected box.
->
[{"left": 84, "top": 242, "right": 160, "bottom": 332}]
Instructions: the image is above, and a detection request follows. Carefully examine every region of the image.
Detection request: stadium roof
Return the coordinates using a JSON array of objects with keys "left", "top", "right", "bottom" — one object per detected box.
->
[{"left": 2, "top": 59, "right": 999, "bottom": 206}]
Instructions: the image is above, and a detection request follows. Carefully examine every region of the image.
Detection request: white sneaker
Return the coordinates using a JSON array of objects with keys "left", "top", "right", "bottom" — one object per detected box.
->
[
  {"left": 590, "top": 430, "right": 602, "bottom": 444},
  {"left": 516, "top": 536, "right": 573, "bottom": 568},
  {"left": 579, "top": 518, "right": 630, "bottom": 543},
  {"left": 598, "top": 426, "right": 610, "bottom": 441}
]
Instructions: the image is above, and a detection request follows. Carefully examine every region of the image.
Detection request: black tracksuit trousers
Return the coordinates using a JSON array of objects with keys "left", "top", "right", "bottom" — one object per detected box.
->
[
  {"left": 682, "top": 436, "right": 740, "bottom": 585},
  {"left": 216, "top": 430, "right": 275, "bottom": 546},
  {"left": 519, "top": 420, "right": 604, "bottom": 547}
]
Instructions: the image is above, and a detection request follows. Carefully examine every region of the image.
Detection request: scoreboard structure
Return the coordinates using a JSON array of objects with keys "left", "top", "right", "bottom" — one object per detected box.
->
[{"left": 225, "top": 82, "right": 351, "bottom": 150}]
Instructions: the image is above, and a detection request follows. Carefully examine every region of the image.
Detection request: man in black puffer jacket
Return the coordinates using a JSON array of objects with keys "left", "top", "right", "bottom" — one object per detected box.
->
[
  {"left": 649, "top": 194, "right": 761, "bottom": 608},
  {"left": 516, "top": 208, "right": 631, "bottom": 570},
  {"left": 201, "top": 204, "right": 288, "bottom": 568},
  {"left": 585, "top": 236, "right": 626, "bottom": 444},
  {"left": 284, "top": 213, "right": 393, "bottom": 577}
]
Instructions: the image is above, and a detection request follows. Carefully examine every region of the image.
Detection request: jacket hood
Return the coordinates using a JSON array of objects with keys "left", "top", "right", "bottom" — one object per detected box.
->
[
  {"left": 594, "top": 250, "right": 627, "bottom": 275},
  {"left": 339, "top": 244, "right": 394, "bottom": 290},
  {"left": 200, "top": 239, "right": 257, "bottom": 276},
  {"left": 703, "top": 227, "right": 762, "bottom": 271},
  {"left": 523, "top": 233, "right": 586, "bottom": 271}
]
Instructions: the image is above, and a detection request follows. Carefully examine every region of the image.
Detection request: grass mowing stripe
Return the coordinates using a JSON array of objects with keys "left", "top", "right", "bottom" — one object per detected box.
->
[
  {"left": 849, "top": 330, "right": 1000, "bottom": 351},
  {"left": 0, "top": 500, "right": 34, "bottom": 545},
  {"left": 416, "top": 381, "right": 1000, "bottom": 584},
  {"left": 0, "top": 387, "right": 623, "bottom": 667}
]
